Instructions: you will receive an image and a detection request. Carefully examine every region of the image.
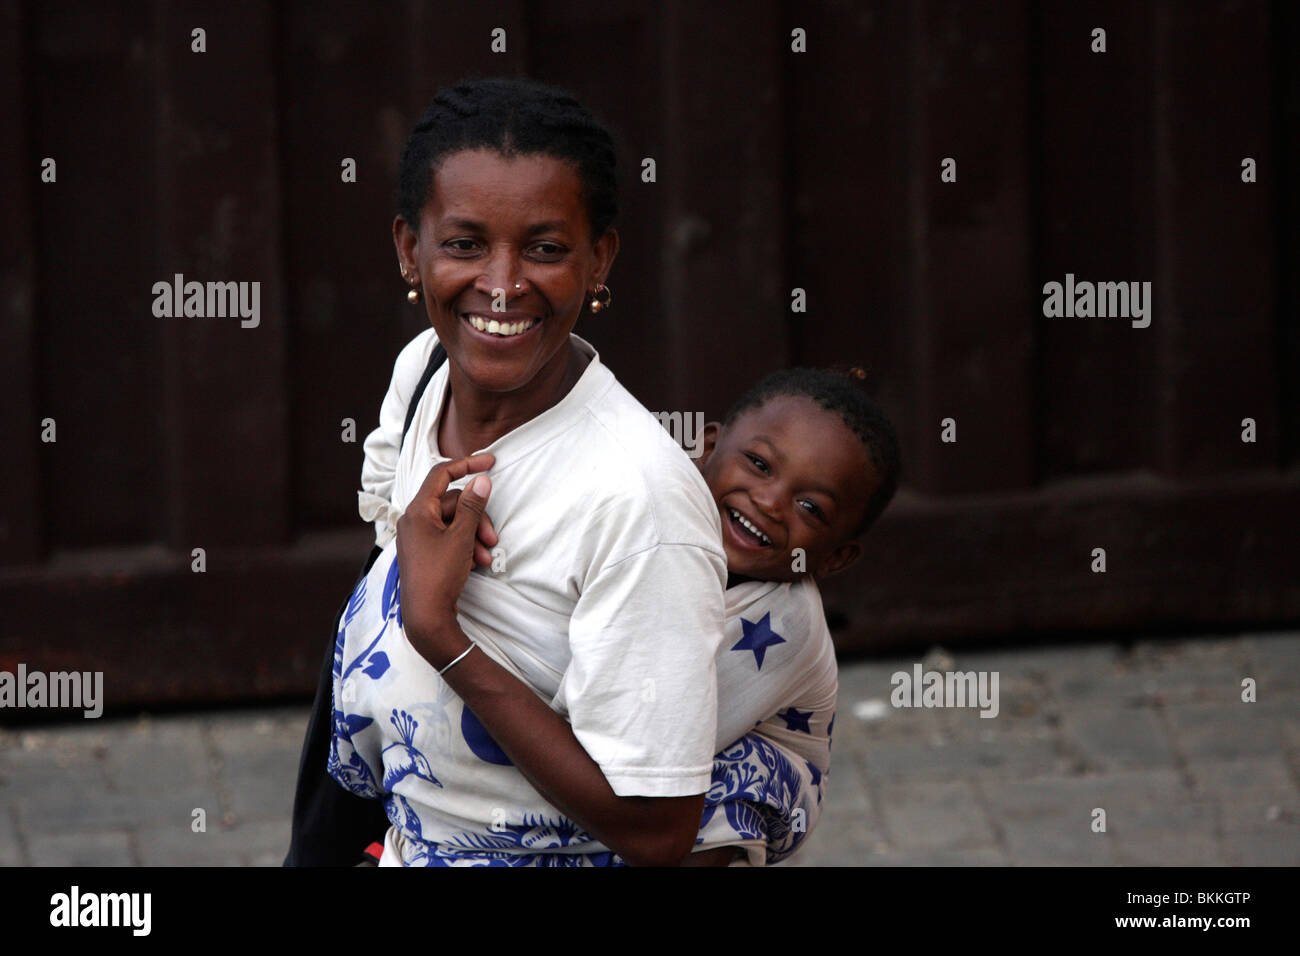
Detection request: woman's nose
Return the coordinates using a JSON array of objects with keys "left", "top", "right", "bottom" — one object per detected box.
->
[{"left": 474, "top": 248, "right": 523, "bottom": 297}]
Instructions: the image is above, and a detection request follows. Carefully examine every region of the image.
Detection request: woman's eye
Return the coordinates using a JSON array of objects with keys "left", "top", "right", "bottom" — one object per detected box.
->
[
  {"left": 444, "top": 239, "right": 479, "bottom": 254},
  {"left": 529, "top": 242, "right": 567, "bottom": 260}
]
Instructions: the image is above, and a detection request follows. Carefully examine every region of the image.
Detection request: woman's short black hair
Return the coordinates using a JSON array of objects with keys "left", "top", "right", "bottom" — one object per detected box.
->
[
  {"left": 723, "top": 367, "right": 902, "bottom": 536},
  {"left": 396, "top": 75, "right": 619, "bottom": 241}
]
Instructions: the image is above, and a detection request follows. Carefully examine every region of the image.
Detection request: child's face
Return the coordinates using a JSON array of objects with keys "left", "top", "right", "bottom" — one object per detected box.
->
[{"left": 697, "top": 395, "right": 878, "bottom": 583}]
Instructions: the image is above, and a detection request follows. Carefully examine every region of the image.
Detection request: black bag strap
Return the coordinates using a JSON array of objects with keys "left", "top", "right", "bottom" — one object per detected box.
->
[{"left": 400, "top": 342, "right": 447, "bottom": 451}]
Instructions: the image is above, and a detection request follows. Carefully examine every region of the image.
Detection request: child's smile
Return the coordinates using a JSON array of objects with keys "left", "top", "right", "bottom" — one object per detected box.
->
[{"left": 724, "top": 504, "right": 774, "bottom": 549}]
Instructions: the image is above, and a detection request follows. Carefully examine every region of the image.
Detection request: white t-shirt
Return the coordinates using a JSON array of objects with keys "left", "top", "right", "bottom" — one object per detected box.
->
[
  {"left": 344, "top": 327, "right": 839, "bottom": 864},
  {"left": 716, "top": 577, "right": 837, "bottom": 777},
  {"left": 349, "top": 327, "right": 728, "bottom": 799}
]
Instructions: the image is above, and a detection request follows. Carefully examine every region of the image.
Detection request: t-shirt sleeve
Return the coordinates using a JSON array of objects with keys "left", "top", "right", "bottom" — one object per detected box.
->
[
  {"left": 556, "top": 542, "right": 728, "bottom": 798},
  {"left": 359, "top": 327, "right": 439, "bottom": 546}
]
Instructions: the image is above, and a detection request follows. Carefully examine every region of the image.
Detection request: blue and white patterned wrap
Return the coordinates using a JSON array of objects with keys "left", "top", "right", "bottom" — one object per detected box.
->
[{"left": 328, "top": 546, "right": 827, "bottom": 866}]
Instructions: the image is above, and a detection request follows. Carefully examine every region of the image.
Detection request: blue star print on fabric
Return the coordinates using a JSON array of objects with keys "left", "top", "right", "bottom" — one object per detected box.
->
[
  {"left": 806, "top": 760, "right": 822, "bottom": 788},
  {"left": 731, "top": 612, "right": 786, "bottom": 670},
  {"left": 775, "top": 706, "right": 813, "bottom": 734}
]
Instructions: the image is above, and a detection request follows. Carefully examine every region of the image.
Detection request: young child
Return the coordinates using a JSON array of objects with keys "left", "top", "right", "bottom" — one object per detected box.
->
[
  {"left": 335, "top": 330, "right": 899, "bottom": 865},
  {"left": 687, "top": 364, "right": 899, "bottom": 864}
]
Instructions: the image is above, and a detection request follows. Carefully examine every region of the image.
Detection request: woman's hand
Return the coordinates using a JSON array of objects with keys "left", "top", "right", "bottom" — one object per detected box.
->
[
  {"left": 394, "top": 453, "right": 495, "bottom": 669},
  {"left": 438, "top": 486, "right": 499, "bottom": 569}
]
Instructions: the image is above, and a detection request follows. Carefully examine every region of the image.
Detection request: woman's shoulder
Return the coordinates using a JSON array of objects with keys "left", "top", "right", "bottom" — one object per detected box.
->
[
  {"left": 380, "top": 326, "right": 442, "bottom": 406},
  {"left": 555, "top": 360, "right": 721, "bottom": 550}
]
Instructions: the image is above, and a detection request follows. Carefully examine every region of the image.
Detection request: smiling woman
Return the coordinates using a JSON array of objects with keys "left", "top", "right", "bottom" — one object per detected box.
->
[
  {"left": 394, "top": 147, "right": 618, "bottom": 457},
  {"left": 287, "top": 76, "right": 828, "bottom": 868},
  {"left": 285, "top": 76, "right": 731, "bottom": 867}
]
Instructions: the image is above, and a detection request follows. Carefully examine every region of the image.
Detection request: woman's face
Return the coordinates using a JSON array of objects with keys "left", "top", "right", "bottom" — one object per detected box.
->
[{"left": 394, "top": 148, "right": 618, "bottom": 396}]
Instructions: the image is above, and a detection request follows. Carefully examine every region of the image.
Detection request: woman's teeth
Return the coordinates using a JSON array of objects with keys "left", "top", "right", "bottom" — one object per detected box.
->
[
  {"left": 728, "top": 507, "right": 771, "bottom": 545},
  {"left": 466, "top": 315, "right": 536, "bottom": 337}
]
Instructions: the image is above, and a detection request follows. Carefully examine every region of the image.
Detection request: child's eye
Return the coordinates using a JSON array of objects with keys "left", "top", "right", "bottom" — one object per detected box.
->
[
  {"left": 798, "top": 499, "right": 824, "bottom": 519},
  {"left": 744, "top": 453, "right": 769, "bottom": 473}
]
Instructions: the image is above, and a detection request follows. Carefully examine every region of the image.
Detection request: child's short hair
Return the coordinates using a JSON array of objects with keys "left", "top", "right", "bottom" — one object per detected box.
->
[{"left": 723, "top": 366, "right": 901, "bottom": 536}]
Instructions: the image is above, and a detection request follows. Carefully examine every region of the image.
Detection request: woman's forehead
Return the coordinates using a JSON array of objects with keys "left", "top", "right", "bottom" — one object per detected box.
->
[{"left": 427, "top": 149, "right": 584, "bottom": 219}]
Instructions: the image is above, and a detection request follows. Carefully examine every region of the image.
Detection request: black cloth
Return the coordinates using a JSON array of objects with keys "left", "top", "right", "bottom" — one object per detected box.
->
[{"left": 284, "top": 342, "right": 446, "bottom": 866}]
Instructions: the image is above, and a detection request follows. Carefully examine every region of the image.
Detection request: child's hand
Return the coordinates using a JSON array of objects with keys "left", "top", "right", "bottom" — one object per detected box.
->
[{"left": 395, "top": 453, "right": 495, "bottom": 667}]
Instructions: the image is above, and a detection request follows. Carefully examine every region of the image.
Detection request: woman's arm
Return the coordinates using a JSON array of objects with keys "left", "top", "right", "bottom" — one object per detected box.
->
[
  {"left": 415, "top": 612, "right": 705, "bottom": 867},
  {"left": 395, "top": 455, "right": 706, "bottom": 867}
]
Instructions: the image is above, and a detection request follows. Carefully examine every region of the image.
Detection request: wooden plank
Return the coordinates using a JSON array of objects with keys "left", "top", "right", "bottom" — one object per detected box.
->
[
  {"left": 30, "top": 2, "right": 163, "bottom": 549},
  {"left": 4, "top": 474, "right": 1299, "bottom": 713},
  {"left": 1280, "top": 0, "right": 1300, "bottom": 467},
  {"left": 153, "top": 0, "right": 289, "bottom": 547},
  {"left": 1036, "top": 0, "right": 1161, "bottom": 479},
  {"left": 1149, "top": 0, "right": 1277, "bottom": 476},
  {"left": 821, "top": 471, "right": 1300, "bottom": 655},
  {"left": 528, "top": 0, "right": 670, "bottom": 413},
  {"left": 0, "top": 0, "right": 40, "bottom": 564},
  {"left": 281, "top": 0, "right": 425, "bottom": 532},
  {"left": 653, "top": 0, "right": 789, "bottom": 418},
  {"left": 407, "top": 0, "right": 530, "bottom": 102},
  {"left": 0, "top": 529, "right": 373, "bottom": 717},
  {"left": 904, "top": 0, "right": 1035, "bottom": 494},
  {"left": 786, "top": 1, "right": 914, "bottom": 459}
]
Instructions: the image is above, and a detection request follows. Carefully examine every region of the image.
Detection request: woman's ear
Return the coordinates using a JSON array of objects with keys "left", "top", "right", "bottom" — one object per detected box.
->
[
  {"left": 393, "top": 216, "right": 418, "bottom": 273},
  {"left": 695, "top": 421, "right": 722, "bottom": 469},
  {"left": 813, "top": 540, "right": 862, "bottom": 579},
  {"left": 593, "top": 226, "right": 620, "bottom": 285}
]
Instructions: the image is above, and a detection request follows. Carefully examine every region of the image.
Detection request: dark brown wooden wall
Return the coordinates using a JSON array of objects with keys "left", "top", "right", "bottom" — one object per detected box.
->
[{"left": 2, "top": 0, "right": 1296, "bottom": 713}]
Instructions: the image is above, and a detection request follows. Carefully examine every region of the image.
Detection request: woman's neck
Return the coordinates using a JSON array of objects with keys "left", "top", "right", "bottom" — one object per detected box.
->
[{"left": 438, "top": 339, "right": 588, "bottom": 460}]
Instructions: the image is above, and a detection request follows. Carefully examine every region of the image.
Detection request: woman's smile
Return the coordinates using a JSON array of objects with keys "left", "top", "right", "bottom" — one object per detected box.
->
[{"left": 460, "top": 311, "right": 543, "bottom": 341}]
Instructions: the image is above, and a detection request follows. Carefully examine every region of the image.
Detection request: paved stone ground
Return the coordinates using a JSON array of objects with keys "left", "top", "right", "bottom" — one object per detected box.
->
[{"left": 1, "top": 631, "right": 1297, "bottom": 866}]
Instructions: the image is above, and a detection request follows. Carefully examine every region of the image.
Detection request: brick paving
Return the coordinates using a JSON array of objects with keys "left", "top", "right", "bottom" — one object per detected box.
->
[{"left": 1, "top": 632, "right": 1297, "bottom": 866}]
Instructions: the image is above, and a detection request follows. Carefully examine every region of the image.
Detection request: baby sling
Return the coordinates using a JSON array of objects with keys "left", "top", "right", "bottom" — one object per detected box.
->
[{"left": 284, "top": 342, "right": 447, "bottom": 866}]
